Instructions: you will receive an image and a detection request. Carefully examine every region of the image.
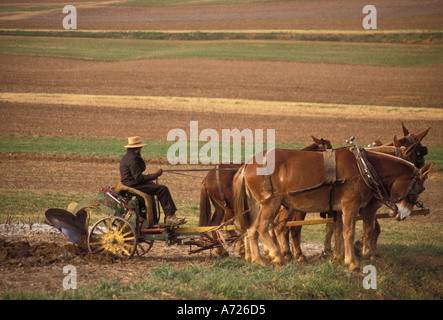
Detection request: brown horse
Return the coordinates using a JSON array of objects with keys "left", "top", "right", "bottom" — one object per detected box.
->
[
  {"left": 198, "top": 136, "right": 331, "bottom": 257},
  {"left": 233, "top": 147, "right": 433, "bottom": 270},
  {"left": 323, "top": 124, "right": 431, "bottom": 257},
  {"left": 323, "top": 139, "right": 428, "bottom": 257},
  {"left": 199, "top": 163, "right": 242, "bottom": 257},
  {"left": 274, "top": 140, "right": 424, "bottom": 263}
]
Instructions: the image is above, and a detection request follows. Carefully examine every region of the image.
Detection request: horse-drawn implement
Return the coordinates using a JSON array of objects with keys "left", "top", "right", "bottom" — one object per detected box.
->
[
  {"left": 45, "top": 123, "right": 433, "bottom": 268},
  {"left": 45, "top": 185, "right": 241, "bottom": 259},
  {"left": 45, "top": 183, "right": 429, "bottom": 260}
]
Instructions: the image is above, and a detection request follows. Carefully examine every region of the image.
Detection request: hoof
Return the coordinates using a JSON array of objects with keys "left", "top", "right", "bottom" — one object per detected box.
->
[
  {"left": 349, "top": 263, "right": 360, "bottom": 272},
  {"left": 271, "top": 259, "right": 283, "bottom": 267},
  {"left": 333, "top": 254, "right": 344, "bottom": 264},
  {"left": 251, "top": 258, "right": 266, "bottom": 266},
  {"left": 282, "top": 253, "right": 293, "bottom": 263}
]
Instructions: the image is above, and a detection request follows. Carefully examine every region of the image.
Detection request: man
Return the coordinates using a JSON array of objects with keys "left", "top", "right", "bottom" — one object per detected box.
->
[{"left": 120, "top": 136, "right": 185, "bottom": 225}]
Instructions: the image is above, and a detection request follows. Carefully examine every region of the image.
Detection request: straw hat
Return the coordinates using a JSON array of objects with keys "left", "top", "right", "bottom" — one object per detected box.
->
[{"left": 124, "top": 136, "right": 147, "bottom": 148}]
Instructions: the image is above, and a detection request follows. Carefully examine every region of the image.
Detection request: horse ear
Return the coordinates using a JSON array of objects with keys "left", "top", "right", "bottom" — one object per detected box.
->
[
  {"left": 374, "top": 139, "right": 383, "bottom": 146},
  {"left": 323, "top": 138, "right": 333, "bottom": 149},
  {"left": 413, "top": 127, "right": 431, "bottom": 143},
  {"left": 393, "top": 135, "right": 401, "bottom": 147},
  {"left": 311, "top": 135, "right": 321, "bottom": 144},
  {"left": 401, "top": 122, "right": 409, "bottom": 136},
  {"left": 419, "top": 162, "right": 434, "bottom": 180}
]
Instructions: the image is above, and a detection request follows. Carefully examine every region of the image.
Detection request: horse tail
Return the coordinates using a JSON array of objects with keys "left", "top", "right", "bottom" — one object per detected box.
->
[
  {"left": 233, "top": 165, "right": 250, "bottom": 230},
  {"left": 199, "top": 182, "right": 212, "bottom": 227}
]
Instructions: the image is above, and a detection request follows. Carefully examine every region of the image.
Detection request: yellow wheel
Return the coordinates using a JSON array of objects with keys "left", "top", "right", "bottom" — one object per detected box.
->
[{"left": 88, "top": 216, "right": 137, "bottom": 259}]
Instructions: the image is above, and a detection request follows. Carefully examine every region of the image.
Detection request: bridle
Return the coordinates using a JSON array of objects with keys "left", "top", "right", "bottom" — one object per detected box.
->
[
  {"left": 347, "top": 137, "right": 424, "bottom": 213},
  {"left": 404, "top": 134, "right": 428, "bottom": 168},
  {"left": 391, "top": 167, "right": 425, "bottom": 209}
]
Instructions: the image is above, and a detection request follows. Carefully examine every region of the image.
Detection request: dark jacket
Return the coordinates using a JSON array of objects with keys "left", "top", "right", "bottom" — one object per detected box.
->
[{"left": 120, "top": 149, "right": 158, "bottom": 187}]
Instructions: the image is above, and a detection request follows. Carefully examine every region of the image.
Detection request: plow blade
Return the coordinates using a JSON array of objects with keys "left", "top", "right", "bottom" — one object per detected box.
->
[{"left": 45, "top": 208, "right": 88, "bottom": 244}]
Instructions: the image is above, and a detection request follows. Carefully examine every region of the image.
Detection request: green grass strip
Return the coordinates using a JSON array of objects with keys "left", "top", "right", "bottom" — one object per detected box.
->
[
  {"left": 1, "top": 36, "right": 442, "bottom": 65},
  {"left": 1, "top": 29, "right": 442, "bottom": 44},
  {"left": 0, "top": 6, "right": 61, "bottom": 13},
  {"left": 0, "top": 189, "right": 201, "bottom": 224},
  {"left": 0, "top": 190, "right": 88, "bottom": 223},
  {"left": 1, "top": 135, "right": 442, "bottom": 165},
  {"left": 0, "top": 135, "right": 302, "bottom": 162},
  {"left": 0, "top": 135, "right": 130, "bottom": 158}
]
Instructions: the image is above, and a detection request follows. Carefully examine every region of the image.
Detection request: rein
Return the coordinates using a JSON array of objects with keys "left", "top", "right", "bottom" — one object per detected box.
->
[
  {"left": 162, "top": 168, "right": 240, "bottom": 173},
  {"left": 162, "top": 167, "right": 239, "bottom": 180}
]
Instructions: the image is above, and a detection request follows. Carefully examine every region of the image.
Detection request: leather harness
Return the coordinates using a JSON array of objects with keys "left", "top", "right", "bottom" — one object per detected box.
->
[
  {"left": 261, "top": 149, "right": 344, "bottom": 215},
  {"left": 348, "top": 137, "right": 423, "bottom": 212}
]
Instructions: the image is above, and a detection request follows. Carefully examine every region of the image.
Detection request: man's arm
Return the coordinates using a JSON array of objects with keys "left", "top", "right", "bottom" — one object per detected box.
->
[{"left": 129, "top": 161, "right": 162, "bottom": 183}]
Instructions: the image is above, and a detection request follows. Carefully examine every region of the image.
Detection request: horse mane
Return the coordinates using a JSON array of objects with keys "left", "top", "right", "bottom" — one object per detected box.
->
[
  {"left": 368, "top": 146, "right": 404, "bottom": 154},
  {"left": 364, "top": 149, "right": 415, "bottom": 170}
]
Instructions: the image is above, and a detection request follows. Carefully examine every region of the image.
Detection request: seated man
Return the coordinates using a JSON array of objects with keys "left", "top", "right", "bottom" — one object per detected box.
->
[{"left": 119, "top": 136, "right": 185, "bottom": 225}]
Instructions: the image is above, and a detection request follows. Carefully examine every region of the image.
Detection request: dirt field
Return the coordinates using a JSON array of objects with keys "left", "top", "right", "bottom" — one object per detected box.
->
[
  {"left": 2, "top": 54, "right": 443, "bottom": 108},
  {"left": 1, "top": 0, "right": 442, "bottom": 30},
  {"left": 0, "top": 0, "right": 442, "bottom": 297}
]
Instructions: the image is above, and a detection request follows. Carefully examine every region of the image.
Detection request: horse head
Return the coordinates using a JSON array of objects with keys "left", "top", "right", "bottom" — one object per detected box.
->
[
  {"left": 390, "top": 162, "right": 433, "bottom": 220},
  {"left": 391, "top": 135, "right": 427, "bottom": 168},
  {"left": 396, "top": 121, "right": 431, "bottom": 168}
]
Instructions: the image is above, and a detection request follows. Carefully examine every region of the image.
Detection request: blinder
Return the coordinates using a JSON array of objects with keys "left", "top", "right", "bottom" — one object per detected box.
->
[
  {"left": 415, "top": 145, "right": 428, "bottom": 168},
  {"left": 391, "top": 167, "right": 424, "bottom": 208}
]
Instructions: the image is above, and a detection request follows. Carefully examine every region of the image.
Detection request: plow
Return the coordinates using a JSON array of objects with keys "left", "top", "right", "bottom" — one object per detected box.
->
[
  {"left": 45, "top": 184, "right": 430, "bottom": 259},
  {"left": 45, "top": 185, "right": 242, "bottom": 259}
]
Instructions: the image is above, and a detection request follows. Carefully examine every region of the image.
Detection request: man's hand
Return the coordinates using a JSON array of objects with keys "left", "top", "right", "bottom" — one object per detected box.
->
[{"left": 155, "top": 168, "right": 163, "bottom": 177}]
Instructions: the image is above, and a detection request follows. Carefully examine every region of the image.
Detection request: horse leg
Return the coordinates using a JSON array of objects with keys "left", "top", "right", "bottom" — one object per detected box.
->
[
  {"left": 342, "top": 204, "right": 359, "bottom": 271},
  {"left": 247, "top": 222, "right": 264, "bottom": 265},
  {"left": 360, "top": 199, "right": 379, "bottom": 260},
  {"left": 257, "top": 200, "right": 284, "bottom": 265},
  {"left": 274, "top": 207, "right": 293, "bottom": 262},
  {"left": 371, "top": 219, "right": 381, "bottom": 258},
  {"left": 210, "top": 205, "right": 229, "bottom": 257},
  {"left": 333, "top": 211, "right": 344, "bottom": 264},
  {"left": 323, "top": 222, "right": 334, "bottom": 255},
  {"left": 290, "top": 211, "right": 307, "bottom": 262},
  {"left": 243, "top": 234, "right": 251, "bottom": 262},
  {"left": 223, "top": 207, "right": 244, "bottom": 257}
]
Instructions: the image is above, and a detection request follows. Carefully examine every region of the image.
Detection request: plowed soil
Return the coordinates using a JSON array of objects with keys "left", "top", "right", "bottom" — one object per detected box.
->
[
  {"left": 1, "top": 0, "right": 442, "bottom": 30},
  {"left": 1, "top": 54, "right": 442, "bottom": 109}
]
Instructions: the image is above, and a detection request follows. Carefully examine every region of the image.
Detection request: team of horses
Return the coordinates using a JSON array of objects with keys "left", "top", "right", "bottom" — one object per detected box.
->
[{"left": 198, "top": 123, "right": 432, "bottom": 271}]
